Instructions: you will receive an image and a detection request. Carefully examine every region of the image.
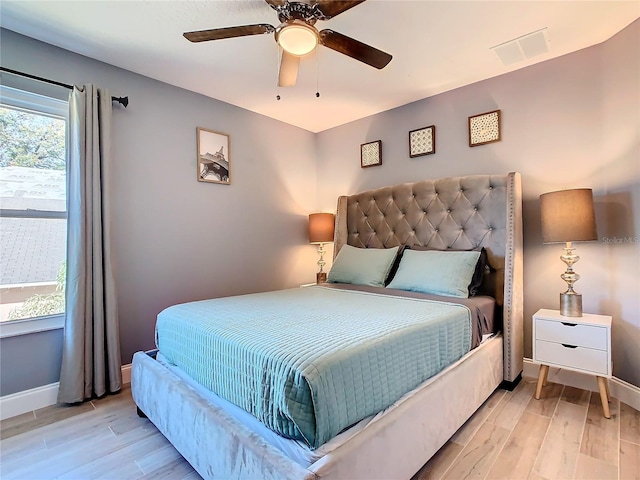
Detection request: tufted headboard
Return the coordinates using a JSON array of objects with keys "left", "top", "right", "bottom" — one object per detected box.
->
[{"left": 333, "top": 172, "right": 523, "bottom": 384}]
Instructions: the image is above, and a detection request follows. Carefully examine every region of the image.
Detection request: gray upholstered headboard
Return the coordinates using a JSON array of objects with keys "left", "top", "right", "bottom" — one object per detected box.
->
[{"left": 333, "top": 172, "right": 523, "bottom": 384}]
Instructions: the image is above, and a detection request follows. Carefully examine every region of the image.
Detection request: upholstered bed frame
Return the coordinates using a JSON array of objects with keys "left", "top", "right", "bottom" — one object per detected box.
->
[
  {"left": 132, "top": 172, "right": 523, "bottom": 479},
  {"left": 334, "top": 172, "right": 524, "bottom": 385}
]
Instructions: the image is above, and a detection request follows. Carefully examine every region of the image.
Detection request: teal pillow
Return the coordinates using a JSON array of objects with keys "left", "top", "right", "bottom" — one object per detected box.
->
[
  {"left": 327, "top": 245, "right": 400, "bottom": 287},
  {"left": 387, "top": 249, "right": 481, "bottom": 298}
]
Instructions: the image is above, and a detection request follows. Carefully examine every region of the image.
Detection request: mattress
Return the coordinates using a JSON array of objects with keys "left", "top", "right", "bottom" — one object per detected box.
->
[{"left": 155, "top": 285, "right": 481, "bottom": 449}]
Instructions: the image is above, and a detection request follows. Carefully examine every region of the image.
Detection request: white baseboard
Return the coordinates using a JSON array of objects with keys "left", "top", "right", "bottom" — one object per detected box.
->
[
  {"left": 0, "top": 382, "right": 59, "bottom": 421},
  {"left": 523, "top": 358, "right": 640, "bottom": 412},
  {"left": 0, "top": 363, "right": 133, "bottom": 421}
]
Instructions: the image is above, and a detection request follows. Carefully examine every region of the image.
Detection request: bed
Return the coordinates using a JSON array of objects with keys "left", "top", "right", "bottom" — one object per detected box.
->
[{"left": 131, "top": 172, "right": 524, "bottom": 480}]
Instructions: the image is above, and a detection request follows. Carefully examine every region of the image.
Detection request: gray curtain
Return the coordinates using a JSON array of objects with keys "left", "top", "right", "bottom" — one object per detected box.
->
[{"left": 58, "top": 85, "right": 121, "bottom": 403}]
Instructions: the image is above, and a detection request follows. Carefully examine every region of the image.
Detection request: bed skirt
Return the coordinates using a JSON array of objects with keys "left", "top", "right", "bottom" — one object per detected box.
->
[{"left": 131, "top": 335, "right": 504, "bottom": 480}]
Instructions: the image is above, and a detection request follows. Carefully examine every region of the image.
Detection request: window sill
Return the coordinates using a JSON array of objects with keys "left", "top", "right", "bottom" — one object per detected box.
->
[{"left": 0, "top": 314, "right": 64, "bottom": 338}]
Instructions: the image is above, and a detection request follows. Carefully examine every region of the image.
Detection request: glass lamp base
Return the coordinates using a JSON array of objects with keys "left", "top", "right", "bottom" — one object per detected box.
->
[
  {"left": 316, "top": 272, "right": 327, "bottom": 284},
  {"left": 560, "top": 292, "right": 582, "bottom": 317}
]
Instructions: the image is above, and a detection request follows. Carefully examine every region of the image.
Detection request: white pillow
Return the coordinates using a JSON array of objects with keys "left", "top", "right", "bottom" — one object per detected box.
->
[
  {"left": 327, "top": 245, "right": 399, "bottom": 287},
  {"left": 387, "top": 249, "right": 481, "bottom": 298}
]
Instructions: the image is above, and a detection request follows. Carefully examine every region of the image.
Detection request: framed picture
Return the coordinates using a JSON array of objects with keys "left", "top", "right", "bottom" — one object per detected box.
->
[
  {"left": 468, "top": 110, "right": 501, "bottom": 147},
  {"left": 361, "top": 140, "right": 382, "bottom": 168},
  {"left": 409, "top": 125, "right": 436, "bottom": 157},
  {"left": 197, "top": 127, "right": 230, "bottom": 184}
]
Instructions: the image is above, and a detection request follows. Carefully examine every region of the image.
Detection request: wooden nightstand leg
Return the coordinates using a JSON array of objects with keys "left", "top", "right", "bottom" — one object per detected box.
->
[
  {"left": 596, "top": 376, "right": 611, "bottom": 419},
  {"left": 604, "top": 377, "right": 611, "bottom": 401},
  {"left": 535, "top": 365, "right": 549, "bottom": 400},
  {"left": 542, "top": 365, "right": 549, "bottom": 386}
]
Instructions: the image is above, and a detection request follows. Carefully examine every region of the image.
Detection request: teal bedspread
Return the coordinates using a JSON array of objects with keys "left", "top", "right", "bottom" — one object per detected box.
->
[{"left": 155, "top": 286, "right": 472, "bottom": 449}]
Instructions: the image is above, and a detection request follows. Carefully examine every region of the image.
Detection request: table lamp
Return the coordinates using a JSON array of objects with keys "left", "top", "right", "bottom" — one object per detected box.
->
[
  {"left": 540, "top": 188, "right": 597, "bottom": 317},
  {"left": 308, "top": 212, "right": 335, "bottom": 284}
]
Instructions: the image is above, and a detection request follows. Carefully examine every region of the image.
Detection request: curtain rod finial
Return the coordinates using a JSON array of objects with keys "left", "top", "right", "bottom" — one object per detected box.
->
[{"left": 111, "top": 96, "right": 128, "bottom": 108}]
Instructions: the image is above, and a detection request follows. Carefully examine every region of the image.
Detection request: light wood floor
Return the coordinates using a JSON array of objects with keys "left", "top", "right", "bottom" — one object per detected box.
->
[{"left": 1, "top": 377, "right": 638, "bottom": 479}]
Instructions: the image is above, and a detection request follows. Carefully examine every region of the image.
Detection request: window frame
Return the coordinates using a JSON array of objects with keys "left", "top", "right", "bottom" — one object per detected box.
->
[{"left": 0, "top": 85, "right": 68, "bottom": 337}]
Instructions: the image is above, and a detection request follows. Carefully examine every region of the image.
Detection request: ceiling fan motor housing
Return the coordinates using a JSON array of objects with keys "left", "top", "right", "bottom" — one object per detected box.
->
[{"left": 275, "top": 2, "right": 319, "bottom": 24}]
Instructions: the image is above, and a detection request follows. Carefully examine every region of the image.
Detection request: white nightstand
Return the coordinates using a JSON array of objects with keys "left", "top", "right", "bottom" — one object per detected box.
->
[{"left": 532, "top": 308, "right": 612, "bottom": 418}]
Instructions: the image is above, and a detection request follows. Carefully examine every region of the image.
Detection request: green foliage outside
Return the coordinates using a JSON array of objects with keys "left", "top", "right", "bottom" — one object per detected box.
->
[
  {"left": 0, "top": 106, "right": 65, "bottom": 170},
  {"left": 8, "top": 262, "right": 66, "bottom": 321}
]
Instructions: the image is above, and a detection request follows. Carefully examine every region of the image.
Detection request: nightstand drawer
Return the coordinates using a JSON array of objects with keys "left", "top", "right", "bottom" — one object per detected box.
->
[
  {"left": 535, "top": 318, "right": 607, "bottom": 350},
  {"left": 535, "top": 339, "right": 608, "bottom": 375}
]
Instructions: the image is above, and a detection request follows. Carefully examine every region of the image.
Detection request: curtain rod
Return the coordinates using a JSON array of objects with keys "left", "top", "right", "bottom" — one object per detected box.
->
[{"left": 0, "top": 66, "right": 129, "bottom": 108}]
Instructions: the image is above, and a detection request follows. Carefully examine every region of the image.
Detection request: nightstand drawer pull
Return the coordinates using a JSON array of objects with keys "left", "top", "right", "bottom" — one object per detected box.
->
[
  {"left": 562, "top": 344, "right": 578, "bottom": 349},
  {"left": 561, "top": 322, "right": 577, "bottom": 327}
]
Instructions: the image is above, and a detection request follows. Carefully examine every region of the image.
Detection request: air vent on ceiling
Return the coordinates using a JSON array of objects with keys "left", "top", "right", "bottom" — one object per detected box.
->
[{"left": 491, "top": 28, "right": 550, "bottom": 66}]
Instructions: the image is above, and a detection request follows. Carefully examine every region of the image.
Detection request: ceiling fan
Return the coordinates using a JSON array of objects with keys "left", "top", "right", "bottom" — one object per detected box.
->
[{"left": 183, "top": 0, "right": 392, "bottom": 87}]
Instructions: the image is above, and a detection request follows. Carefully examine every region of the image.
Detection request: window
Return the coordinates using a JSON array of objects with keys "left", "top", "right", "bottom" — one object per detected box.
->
[{"left": 0, "top": 85, "right": 68, "bottom": 334}]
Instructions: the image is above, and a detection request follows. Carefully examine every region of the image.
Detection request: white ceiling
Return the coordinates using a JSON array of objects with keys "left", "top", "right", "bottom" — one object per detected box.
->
[{"left": 1, "top": 1, "right": 638, "bottom": 133}]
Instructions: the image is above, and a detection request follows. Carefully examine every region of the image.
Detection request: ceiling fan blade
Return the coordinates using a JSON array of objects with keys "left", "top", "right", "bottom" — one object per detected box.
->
[
  {"left": 278, "top": 51, "right": 300, "bottom": 87},
  {"left": 265, "top": 0, "right": 287, "bottom": 9},
  {"left": 184, "top": 24, "right": 275, "bottom": 43},
  {"left": 315, "top": 1, "right": 366, "bottom": 19},
  {"left": 319, "top": 29, "right": 392, "bottom": 69}
]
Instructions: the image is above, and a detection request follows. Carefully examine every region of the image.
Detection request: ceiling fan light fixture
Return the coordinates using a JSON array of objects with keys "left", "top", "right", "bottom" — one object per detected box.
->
[{"left": 276, "top": 21, "right": 318, "bottom": 56}]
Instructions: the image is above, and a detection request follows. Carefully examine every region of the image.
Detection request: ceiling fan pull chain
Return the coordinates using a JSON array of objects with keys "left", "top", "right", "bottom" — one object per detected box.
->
[
  {"left": 276, "top": 45, "right": 282, "bottom": 100},
  {"left": 315, "top": 45, "right": 320, "bottom": 98}
]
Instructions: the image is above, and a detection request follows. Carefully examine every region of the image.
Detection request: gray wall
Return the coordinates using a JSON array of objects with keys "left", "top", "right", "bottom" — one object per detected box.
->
[
  {"left": 1, "top": 28, "right": 320, "bottom": 395},
  {"left": 316, "top": 20, "right": 640, "bottom": 387},
  {"left": 0, "top": 329, "right": 63, "bottom": 396}
]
